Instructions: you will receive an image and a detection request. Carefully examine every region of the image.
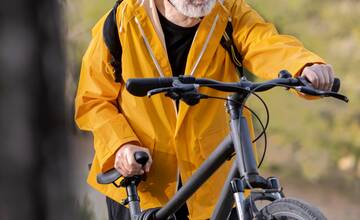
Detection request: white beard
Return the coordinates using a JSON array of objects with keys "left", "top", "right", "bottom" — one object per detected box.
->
[{"left": 169, "top": 0, "right": 217, "bottom": 18}]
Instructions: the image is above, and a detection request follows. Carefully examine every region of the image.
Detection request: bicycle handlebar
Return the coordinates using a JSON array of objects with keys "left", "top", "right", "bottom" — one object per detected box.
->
[
  {"left": 126, "top": 77, "right": 174, "bottom": 96},
  {"left": 125, "top": 73, "right": 348, "bottom": 103}
]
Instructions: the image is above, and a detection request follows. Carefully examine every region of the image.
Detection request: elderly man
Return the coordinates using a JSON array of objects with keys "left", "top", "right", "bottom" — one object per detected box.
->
[{"left": 75, "top": 0, "right": 334, "bottom": 219}]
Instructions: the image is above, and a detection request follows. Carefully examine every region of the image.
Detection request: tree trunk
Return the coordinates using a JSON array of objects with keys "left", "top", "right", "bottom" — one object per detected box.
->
[{"left": 0, "top": 0, "right": 74, "bottom": 219}]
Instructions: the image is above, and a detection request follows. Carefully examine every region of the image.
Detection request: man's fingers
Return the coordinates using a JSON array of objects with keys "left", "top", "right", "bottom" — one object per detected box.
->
[
  {"left": 303, "top": 64, "right": 335, "bottom": 91},
  {"left": 115, "top": 151, "right": 134, "bottom": 177},
  {"left": 318, "top": 67, "right": 327, "bottom": 91},
  {"left": 115, "top": 157, "right": 128, "bottom": 176},
  {"left": 325, "top": 64, "right": 334, "bottom": 91},
  {"left": 322, "top": 70, "right": 331, "bottom": 91},
  {"left": 143, "top": 149, "right": 152, "bottom": 173},
  {"left": 320, "top": 64, "right": 331, "bottom": 91},
  {"left": 318, "top": 64, "right": 333, "bottom": 91},
  {"left": 123, "top": 155, "right": 142, "bottom": 176},
  {"left": 144, "top": 159, "right": 152, "bottom": 173},
  {"left": 303, "top": 68, "right": 318, "bottom": 88},
  {"left": 117, "top": 167, "right": 127, "bottom": 177},
  {"left": 119, "top": 157, "right": 132, "bottom": 176},
  {"left": 144, "top": 164, "right": 151, "bottom": 173},
  {"left": 311, "top": 64, "right": 327, "bottom": 90}
]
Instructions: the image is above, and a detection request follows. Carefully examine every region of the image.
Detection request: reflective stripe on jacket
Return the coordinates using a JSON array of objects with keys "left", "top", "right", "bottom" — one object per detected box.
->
[{"left": 75, "top": 0, "right": 324, "bottom": 219}]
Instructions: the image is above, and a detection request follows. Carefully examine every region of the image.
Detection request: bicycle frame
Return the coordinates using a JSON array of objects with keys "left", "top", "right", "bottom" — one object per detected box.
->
[
  {"left": 98, "top": 75, "right": 348, "bottom": 220},
  {"left": 112, "top": 74, "right": 348, "bottom": 220},
  {"left": 149, "top": 91, "right": 275, "bottom": 220}
]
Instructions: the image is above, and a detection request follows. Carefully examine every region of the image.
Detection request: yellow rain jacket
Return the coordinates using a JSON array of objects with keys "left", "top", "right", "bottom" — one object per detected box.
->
[{"left": 75, "top": 0, "right": 324, "bottom": 219}]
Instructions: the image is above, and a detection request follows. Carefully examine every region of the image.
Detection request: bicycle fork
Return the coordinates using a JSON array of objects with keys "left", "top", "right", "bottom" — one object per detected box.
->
[
  {"left": 227, "top": 93, "right": 260, "bottom": 220},
  {"left": 231, "top": 179, "right": 246, "bottom": 220}
]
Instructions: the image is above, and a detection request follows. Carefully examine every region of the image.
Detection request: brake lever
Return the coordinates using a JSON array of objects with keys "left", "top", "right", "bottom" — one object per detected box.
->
[
  {"left": 147, "top": 81, "right": 202, "bottom": 105},
  {"left": 294, "top": 86, "right": 349, "bottom": 103},
  {"left": 147, "top": 87, "right": 173, "bottom": 97},
  {"left": 296, "top": 76, "right": 349, "bottom": 102},
  {"left": 324, "top": 92, "right": 349, "bottom": 103}
]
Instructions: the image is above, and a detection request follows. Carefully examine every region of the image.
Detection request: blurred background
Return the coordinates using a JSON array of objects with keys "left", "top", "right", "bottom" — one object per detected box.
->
[{"left": 1, "top": 0, "right": 359, "bottom": 219}]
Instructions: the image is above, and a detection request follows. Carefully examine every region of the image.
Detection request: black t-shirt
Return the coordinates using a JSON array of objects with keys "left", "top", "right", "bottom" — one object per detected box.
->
[
  {"left": 157, "top": 12, "right": 197, "bottom": 218},
  {"left": 157, "top": 10, "right": 199, "bottom": 77}
]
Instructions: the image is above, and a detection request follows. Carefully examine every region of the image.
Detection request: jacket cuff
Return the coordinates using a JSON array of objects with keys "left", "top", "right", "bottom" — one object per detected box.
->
[
  {"left": 93, "top": 114, "right": 140, "bottom": 172},
  {"left": 294, "top": 61, "right": 326, "bottom": 77}
]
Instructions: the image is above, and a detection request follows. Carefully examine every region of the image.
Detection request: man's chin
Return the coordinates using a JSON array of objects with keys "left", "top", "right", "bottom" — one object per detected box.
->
[{"left": 169, "top": 0, "right": 216, "bottom": 18}]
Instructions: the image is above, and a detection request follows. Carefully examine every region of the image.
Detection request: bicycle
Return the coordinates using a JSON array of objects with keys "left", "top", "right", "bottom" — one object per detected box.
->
[{"left": 97, "top": 70, "right": 349, "bottom": 220}]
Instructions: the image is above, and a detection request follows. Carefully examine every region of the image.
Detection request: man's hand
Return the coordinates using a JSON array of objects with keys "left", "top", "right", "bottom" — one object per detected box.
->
[
  {"left": 301, "top": 64, "right": 335, "bottom": 91},
  {"left": 114, "top": 143, "right": 152, "bottom": 177}
]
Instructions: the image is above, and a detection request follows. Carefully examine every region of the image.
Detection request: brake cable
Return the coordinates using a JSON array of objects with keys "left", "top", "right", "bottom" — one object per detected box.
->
[{"left": 204, "top": 93, "right": 269, "bottom": 168}]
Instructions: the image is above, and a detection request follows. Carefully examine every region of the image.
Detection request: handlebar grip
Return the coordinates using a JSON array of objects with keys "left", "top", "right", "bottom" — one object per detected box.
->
[
  {"left": 96, "top": 151, "right": 150, "bottom": 185},
  {"left": 126, "top": 77, "right": 174, "bottom": 97},
  {"left": 134, "top": 151, "right": 149, "bottom": 166},
  {"left": 97, "top": 169, "right": 121, "bottom": 184},
  {"left": 302, "top": 77, "right": 341, "bottom": 93},
  {"left": 331, "top": 78, "right": 340, "bottom": 93}
]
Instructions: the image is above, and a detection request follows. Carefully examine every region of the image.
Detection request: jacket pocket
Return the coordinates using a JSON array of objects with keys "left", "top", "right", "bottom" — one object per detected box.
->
[
  {"left": 137, "top": 130, "right": 155, "bottom": 156},
  {"left": 197, "top": 127, "right": 228, "bottom": 159}
]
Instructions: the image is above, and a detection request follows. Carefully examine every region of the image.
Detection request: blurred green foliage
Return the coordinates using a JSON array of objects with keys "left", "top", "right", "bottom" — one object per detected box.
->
[
  {"left": 64, "top": 0, "right": 113, "bottom": 101},
  {"left": 65, "top": 0, "right": 360, "bottom": 193},
  {"left": 247, "top": 0, "right": 360, "bottom": 192}
]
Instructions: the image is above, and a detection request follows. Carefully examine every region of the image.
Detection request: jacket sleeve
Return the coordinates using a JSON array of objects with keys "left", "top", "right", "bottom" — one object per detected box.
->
[
  {"left": 74, "top": 17, "right": 140, "bottom": 172},
  {"left": 231, "top": 0, "right": 325, "bottom": 79}
]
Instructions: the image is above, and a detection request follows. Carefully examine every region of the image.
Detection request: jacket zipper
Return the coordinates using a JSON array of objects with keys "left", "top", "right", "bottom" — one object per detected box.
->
[
  {"left": 134, "top": 17, "right": 178, "bottom": 118},
  {"left": 135, "top": 17, "right": 165, "bottom": 77},
  {"left": 189, "top": 14, "right": 219, "bottom": 76}
]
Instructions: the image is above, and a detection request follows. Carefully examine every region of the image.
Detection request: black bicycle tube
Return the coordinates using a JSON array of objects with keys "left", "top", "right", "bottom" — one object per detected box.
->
[
  {"left": 239, "top": 116, "right": 259, "bottom": 175},
  {"left": 230, "top": 118, "right": 247, "bottom": 177},
  {"left": 211, "top": 161, "right": 239, "bottom": 220},
  {"left": 154, "top": 135, "right": 234, "bottom": 220},
  {"left": 126, "top": 182, "right": 141, "bottom": 220}
]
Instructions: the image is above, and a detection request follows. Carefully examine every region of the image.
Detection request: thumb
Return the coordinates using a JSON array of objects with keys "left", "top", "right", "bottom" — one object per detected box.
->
[{"left": 144, "top": 161, "right": 151, "bottom": 173}]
